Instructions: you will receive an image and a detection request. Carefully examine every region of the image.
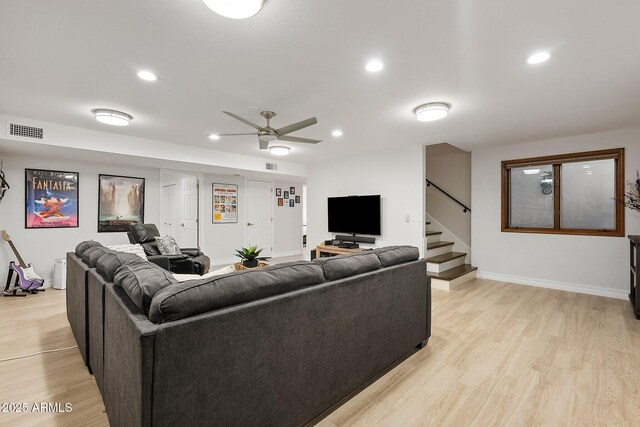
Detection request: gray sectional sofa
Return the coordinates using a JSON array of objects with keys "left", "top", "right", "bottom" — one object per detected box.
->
[{"left": 67, "top": 242, "right": 431, "bottom": 427}]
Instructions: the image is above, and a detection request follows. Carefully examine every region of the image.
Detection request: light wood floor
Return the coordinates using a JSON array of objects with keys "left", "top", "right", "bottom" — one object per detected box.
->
[{"left": 1, "top": 279, "right": 639, "bottom": 426}]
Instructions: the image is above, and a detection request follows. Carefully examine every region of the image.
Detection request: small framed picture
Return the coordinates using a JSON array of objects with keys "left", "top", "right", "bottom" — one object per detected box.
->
[
  {"left": 289, "top": 199, "right": 295, "bottom": 207},
  {"left": 295, "top": 195, "right": 300, "bottom": 203},
  {"left": 290, "top": 187, "right": 295, "bottom": 195},
  {"left": 277, "top": 198, "right": 283, "bottom": 206},
  {"left": 275, "top": 188, "right": 282, "bottom": 197},
  {"left": 284, "top": 191, "right": 289, "bottom": 199}
]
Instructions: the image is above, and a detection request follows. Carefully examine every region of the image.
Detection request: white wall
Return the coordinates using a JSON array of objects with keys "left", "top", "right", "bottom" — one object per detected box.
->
[
  {"left": 472, "top": 127, "right": 640, "bottom": 299},
  {"left": 0, "top": 153, "right": 160, "bottom": 285},
  {"left": 273, "top": 181, "right": 303, "bottom": 256},
  {"left": 307, "top": 144, "right": 425, "bottom": 255}
]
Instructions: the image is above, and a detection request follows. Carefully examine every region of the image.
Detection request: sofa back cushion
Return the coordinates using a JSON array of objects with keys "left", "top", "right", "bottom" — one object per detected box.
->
[
  {"left": 106, "top": 244, "right": 148, "bottom": 261},
  {"left": 373, "top": 246, "right": 419, "bottom": 267},
  {"left": 148, "top": 261, "right": 325, "bottom": 324},
  {"left": 314, "top": 251, "right": 381, "bottom": 281},
  {"left": 75, "top": 240, "right": 102, "bottom": 257},
  {"left": 82, "top": 246, "right": 114, "bottom": 268},
  {"left": 97, "top": 252, "right": 145, "bottom": 283},
  {"left": 113, "top": 260, "right": 177, "bottom": 314}
]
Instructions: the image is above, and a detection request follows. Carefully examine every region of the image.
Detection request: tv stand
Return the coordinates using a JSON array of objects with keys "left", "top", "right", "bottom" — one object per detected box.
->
[{"left": 312, "top": 242, "right": 368, "bottom": 260}]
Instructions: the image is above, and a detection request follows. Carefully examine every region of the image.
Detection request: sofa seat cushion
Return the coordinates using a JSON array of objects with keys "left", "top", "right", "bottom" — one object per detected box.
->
[
  {"left": 113, "top": 260, "right": 177, "bottom": 314},
  {"left": 97, "top": 251, "right": 146, "bottom": 282},
  {"left": 373, "top": 246, "right": 420, "bottom": 267},
  {"left": 314, "top": 251, "right": 381, "bottom": 281},
  {"left": 148, "top": 261, "right": 325, "bottom": 324},
  {"left": 82, "top": 246, "right": 115, "bottom": 268},
  {"left": 75, "top": 240, "right": 102, "bottom": 257}
]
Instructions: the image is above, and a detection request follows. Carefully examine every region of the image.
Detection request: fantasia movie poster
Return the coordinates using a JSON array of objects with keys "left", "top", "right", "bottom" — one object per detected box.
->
[
  {"left": 98, "top": 174, "right": 145, "bottom": 232},
  {"left": 212, "top": 183, "right": 238, "bottom": 223},
  {"left": 25, "top": 169, "right": 79, "bottom": 228}
]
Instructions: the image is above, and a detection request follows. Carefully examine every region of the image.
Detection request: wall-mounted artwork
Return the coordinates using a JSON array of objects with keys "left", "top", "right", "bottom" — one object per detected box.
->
[
  {"left": 289, "top": 199, "right": 295, "bottom": 207},
  {"left": 98, "top": 174, "right": 145, "bottom": 232},
  {"left": 275, "top": 188, "right": 282, "bottom": 197},
  {"left": 277, "top": 198, "right": 283, "bottom": 206},
  {"left": 290, "top": 187, "right": 295, "bottom": 195},
  {"left": 213, "top": 183, "right": 238, "bottom": 223},
  {"left": 284, "top": 191, "right": 289, "bottom": 199},
  {"left": 295, "top": 195, "right": 301, "bottom": 204},
  {"left": 25, "top": 169, "right": 79, "bottom": 229}
]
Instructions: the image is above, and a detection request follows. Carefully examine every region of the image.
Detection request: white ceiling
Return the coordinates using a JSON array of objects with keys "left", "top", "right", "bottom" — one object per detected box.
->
[{"left": 1, "top": 0, "right": 640, "bottom": 165}]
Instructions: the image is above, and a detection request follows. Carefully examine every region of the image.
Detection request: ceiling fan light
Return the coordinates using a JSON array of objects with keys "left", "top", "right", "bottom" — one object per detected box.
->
[
  {"left": 208, "top": 134, "right": 220, "bottom": 140},
  {"left": 93, "top": 109, "right": 132, "bottom": 126},
  {"left": 201, "top": 0, "right": 263, "bottom": 19},
  {"left": 414, "top": 103, "right": 450, "bottom": 122},
  {"left": 269, "top": 145, "right": 290, "bottom": 156}
]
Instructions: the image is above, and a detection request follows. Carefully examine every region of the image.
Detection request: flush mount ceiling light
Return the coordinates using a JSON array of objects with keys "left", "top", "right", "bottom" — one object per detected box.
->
[
  {"left": 202, "top": 0, "right": 263, "bottom": 19},
  {"left": 269, "top": 145, "right": 290, "bottom": 156},
  {"left": 365, "top": 60, "right": 384, "bottom": 73},
  {"left": 137, "top": 70, "right": 157, "bottom": 81},
  {"left": 331, "top": 129, "right": 343, "bottom": 137},
  {"left": 414, "top": 102, "right": 450, "bottom": 122},
  {"left": 93, "top": 109, "right": 132, "bottom": 126},
  {"left": 523, "top": 169, "right": 541, "bottom": 175},
  {"left": 208, "top": 134, "right": 221, "bottom": 140},
  {"left": 526, "top": 51, "right": 551, "bottom": 65}
]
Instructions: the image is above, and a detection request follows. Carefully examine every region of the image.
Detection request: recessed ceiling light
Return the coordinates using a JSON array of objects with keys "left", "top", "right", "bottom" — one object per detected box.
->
[
  {"left": 526, "top": 51, "right": 551, "bottom": 65},
  {"left": 414, "top": 102, "right": 450, "bottom": 122},
  {"left": 582, "top": 164, "right": 591, "bottom": 169},
  {"left": 586, "top": 170, "right": 593, "bottom": 175},
  {"left": 269, "top": 145, "right": 290, "bottom": 156},
  {"left": 93, "top": 109, "right": 132, "bottom": 126},
  {"left": 208, "top": 134, "right": 221, "bottom": 140},
  {"left": 365, "top": 60, "right": 384, "bottom": 73},
  {"left": 523, "top": 169, "right": 541, "bottom": 175},
  {"left": 202, "top": 0, "right": 263, "bottom": 19},
  {"left": 137, "top": 70, "right": 157, "bottom": 81},
  {"left": 331, "top": 130, "right": 343, "bottom": 137}
]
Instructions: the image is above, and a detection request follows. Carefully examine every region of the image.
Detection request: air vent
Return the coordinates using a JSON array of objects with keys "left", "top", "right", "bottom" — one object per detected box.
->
[
  {"left": 9, "top": 123, "right": 44, "bottom": 140},
  {"left": 266, "top": 163, "right": 278, "bottom": 171}
]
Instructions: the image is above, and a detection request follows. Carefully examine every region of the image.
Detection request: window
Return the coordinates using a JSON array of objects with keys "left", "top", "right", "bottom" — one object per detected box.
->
[{"left": 501, "top": 148, "right": 625, "bottom": 236}]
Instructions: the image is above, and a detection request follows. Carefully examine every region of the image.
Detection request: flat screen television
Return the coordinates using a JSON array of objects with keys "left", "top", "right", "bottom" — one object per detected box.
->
[{"left": 327, "top": 195, "right": 381, "bottom": 236}]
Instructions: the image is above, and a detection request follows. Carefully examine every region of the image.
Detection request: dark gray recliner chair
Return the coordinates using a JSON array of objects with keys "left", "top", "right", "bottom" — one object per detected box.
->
[{"left": 127, "top": 224, "right": 210, "bottom": 275}]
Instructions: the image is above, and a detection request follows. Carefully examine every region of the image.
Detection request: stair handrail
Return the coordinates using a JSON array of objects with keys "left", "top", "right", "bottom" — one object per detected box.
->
[{"left": 426, "top": 179, "right": 471, "bottom": 213}]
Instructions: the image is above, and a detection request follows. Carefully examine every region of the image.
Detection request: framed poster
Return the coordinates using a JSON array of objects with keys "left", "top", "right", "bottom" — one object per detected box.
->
[
  {"left": 98, "top": 174, "right": 145, "bottom": 232},
  {"left": 275, "top": 188, "right": 282, "bottom": 197},
  {"left": 213, "top": 183, "right": 238, "bottom": 223},
  {"left": 295, "top": 195, "right": 301, "bottom": 203},
  {"left": 25, "top": 169, "right": 79, "bottom": 229},
  {"left": 289, "top": 199, "right": 295, "bottom": 207},
  {"left": 284, "top": 191, "right": 289, "bottom": 199},
  {"left": 290, "top": 186, "right": 295, "bottom": 195},
  {"left": 277, "top": 198, "right": 283, "bottom": 206}
]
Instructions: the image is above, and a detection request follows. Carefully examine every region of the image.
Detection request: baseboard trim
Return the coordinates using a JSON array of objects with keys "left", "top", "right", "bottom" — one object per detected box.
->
[{"left": 476, "top": 271, "right": 627, "bottom": 300}]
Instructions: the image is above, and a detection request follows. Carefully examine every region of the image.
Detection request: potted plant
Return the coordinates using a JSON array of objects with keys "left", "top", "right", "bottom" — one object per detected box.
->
[{"left": 235, "top": 245, "right": 269, "bottom": 268}]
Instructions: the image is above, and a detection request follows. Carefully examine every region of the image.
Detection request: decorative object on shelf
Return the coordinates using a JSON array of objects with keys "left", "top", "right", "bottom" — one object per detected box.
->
[
  {"left": 235, "top": 245, "right": 269, "bottom": 268},
  {"left": 290, "top": 186, "right": 295, "bottom": 195},
  {"left": 295, "top": 195, "right": 301, "bottom": 203},
  {"left": 277, "top": 198, "right": 283, "bottom": 206},
  {"left": 25, "top": 169, "right": 78, "bottom": 229},
  {"left": 98, "top": 174, "right": 145, "bottom": 232},
  {"left": 284, "top": 190, "right": 289, "bottom": 199},
  {"left": 275, "top": 188, "right": 282, "bottom": 197},
  {"left": 0, "top": 161, "right": 9, "bottom": 202},
  {"left": 622, "top": 170, "right": 640, "bottom": 212},
  {"left": 289, "top": 199, "right": 295, "bottom": 207},
  {"left": 213, "top": 183, "right": 238, "bottom": 223}
]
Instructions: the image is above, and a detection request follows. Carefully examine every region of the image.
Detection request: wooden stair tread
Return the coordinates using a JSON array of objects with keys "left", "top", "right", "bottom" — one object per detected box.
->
[
  {"left": 425, "top": 231, "right": 442, "bottom": 236},
  {"left": 426, "top": 241, "right": 454, "bottom": 250},
  {"left": 426, "top": 252, "right": 466, "bottom": 264},
  {"left": 428, "top": 264, "right": 477, "bottom": 280}
]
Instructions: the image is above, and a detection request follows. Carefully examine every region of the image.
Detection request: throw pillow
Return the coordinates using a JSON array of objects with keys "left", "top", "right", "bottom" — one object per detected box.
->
[
  {"left": 107, "top": 243, "right": 148, "bottom": 260},
  {"left": 154, "top": 235, "right": 182, "bottom": 255}
]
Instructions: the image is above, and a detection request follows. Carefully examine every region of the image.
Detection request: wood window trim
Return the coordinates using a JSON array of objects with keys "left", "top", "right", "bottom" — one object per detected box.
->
[{"left": 501, "top": 148, "right": 625, "bottom": 237}]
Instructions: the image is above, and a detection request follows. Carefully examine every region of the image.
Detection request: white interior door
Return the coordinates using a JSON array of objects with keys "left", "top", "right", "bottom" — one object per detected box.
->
[
  {"left": 179, "top": 176, "right": 199, "bottom": 248},
  {"left": 160, "top": 183, "right": 178, "bottom": 238},
  {"left": 245, "top": 180, "right": 273, "bottom": 255}
]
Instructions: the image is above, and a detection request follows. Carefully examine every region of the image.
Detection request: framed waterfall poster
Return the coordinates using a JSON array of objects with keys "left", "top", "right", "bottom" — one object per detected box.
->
[
  {"left": 25, "top": 169, "right": 79, "bottom": 229},
  {"left": 98, "top": 174, "right": 145, "bottom": 232},
  {"left": 213, "top": 183, "right": 238, "bottom": 223}
]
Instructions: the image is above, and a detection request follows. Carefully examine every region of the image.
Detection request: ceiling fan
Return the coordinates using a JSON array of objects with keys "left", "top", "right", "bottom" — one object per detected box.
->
[{"left": 218, "top": 110, "right": 321, "bottom": 149}]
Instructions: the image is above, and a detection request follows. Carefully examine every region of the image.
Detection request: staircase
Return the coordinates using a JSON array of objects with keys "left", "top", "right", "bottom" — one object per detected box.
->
[{"left": 425, "top": 221, "right": 477, "bottom": 290}]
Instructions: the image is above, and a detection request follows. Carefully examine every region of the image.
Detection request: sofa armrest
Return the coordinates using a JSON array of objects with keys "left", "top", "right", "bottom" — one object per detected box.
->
[
  {"left": 180, "top": 248, "right": 202, "bottom": 257},
  {"left": 147, "top": 256, "right": 170, "bottom": 271}
]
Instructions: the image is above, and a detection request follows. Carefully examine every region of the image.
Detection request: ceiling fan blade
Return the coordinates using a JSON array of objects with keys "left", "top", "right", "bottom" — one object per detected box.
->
[
  {"left": 276, "top": 117, "right": 318, "bottom": 136},
  {"left": 217, "top": 133, "right": 257, "bottom": 136},
  {"left": 222, "top": 111, "right": 265, "bottom": 131},
  {"left": 259, "top": 139, "right": 269, "bottom": 150},
  {"left": 278, "top": 135, "right": 322, "bottom": 144}
]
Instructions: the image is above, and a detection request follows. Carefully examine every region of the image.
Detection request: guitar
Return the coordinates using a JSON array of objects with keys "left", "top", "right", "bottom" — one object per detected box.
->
[
  {"left": 0, "top": 161, "right": 9, "bottom": 201},
  {"left": 1, "top": 230, "right": 44, "bottom": 293}
]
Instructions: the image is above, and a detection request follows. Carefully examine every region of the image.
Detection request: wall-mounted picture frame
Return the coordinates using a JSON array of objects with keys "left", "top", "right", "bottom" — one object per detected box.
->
[
  {"left": 98, "top": 174, "right": 145, "bottom": 232},
  {"left": 290, "top": 187, "right": 295, "bottom": 195},
  {"left": 275, "top": 188, "right": 282, "bottom": 197},
  {"left": 289, "top": 199, "right": 295, "bottom": 207},
  {"left": 277, "top": 198, "right": 283, "bottom": 206},
  {"left": 213, "top": 183, "right": 238, "bottom": 223},
  {"left": 295, "top": 195, "right": 301, "bottom": 203},
  {"left": 25, "top": 169, "right": 79, "bottom": 229},
  {"left": 284, "top": 191, "right": 289, "bottom": 199}
]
